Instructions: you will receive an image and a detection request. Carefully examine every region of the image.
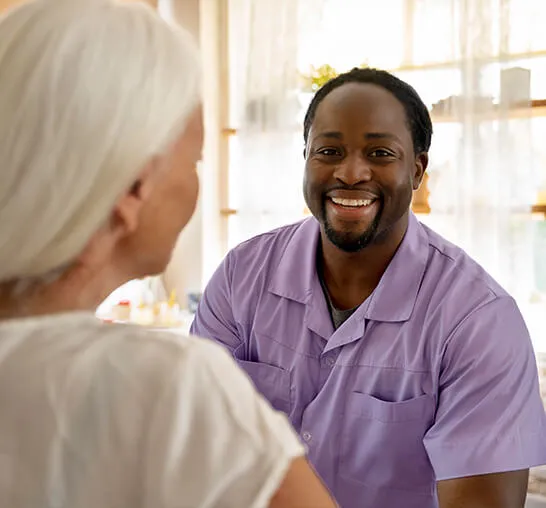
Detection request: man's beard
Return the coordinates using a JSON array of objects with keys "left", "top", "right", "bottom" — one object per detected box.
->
[{"left": 321, "top": 199, "right": 383, "bottom": 253}]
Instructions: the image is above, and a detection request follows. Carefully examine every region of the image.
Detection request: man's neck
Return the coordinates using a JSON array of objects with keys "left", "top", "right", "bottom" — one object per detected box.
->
[{"left": 319, "top": 215, "right": 409, "bottom": 310}]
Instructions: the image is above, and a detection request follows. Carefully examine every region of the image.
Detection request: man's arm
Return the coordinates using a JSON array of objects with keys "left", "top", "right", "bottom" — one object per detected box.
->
[
  {"left": 423, "top": 296, "right": 546, "bottom": 508},
  {"left": 437, "top": 470, "right": 528, "bottom": 508},
  {"left": 190, "top": 252, "right": 244, "bottom": 355}
]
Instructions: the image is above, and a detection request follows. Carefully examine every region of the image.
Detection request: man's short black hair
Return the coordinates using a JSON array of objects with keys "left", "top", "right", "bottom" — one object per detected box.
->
[{"left": 303, "top": 67, "right": 433, "bottom": 154}]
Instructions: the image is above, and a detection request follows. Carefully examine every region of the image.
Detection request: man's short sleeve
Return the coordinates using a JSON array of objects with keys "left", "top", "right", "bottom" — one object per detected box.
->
[
  {"left": 190, "top": 252, "right": 243, "bottom": 353},
  {"left": 423, "top": 296, "right": 546, "bottom": 480},
  {"left": 143, "top": 336, "right": 305, "bottom": 508}
]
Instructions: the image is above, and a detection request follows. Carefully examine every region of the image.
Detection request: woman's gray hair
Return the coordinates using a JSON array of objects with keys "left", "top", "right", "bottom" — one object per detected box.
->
[{"left": 0, "top": 0, "right": 201, "bottom": 283}]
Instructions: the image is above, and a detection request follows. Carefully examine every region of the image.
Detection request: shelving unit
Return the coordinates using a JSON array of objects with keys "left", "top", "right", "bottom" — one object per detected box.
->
[
  {"left": 222, "top": 105, "right": 546, "bottom": 136},
  {"left": 221, "top": 107, "right": 545, "bottom": 217},
  {"left": 431, "top": 103, "right": 546, "bottom": 216},
  {"left": 432, "top": 104, "right": 546, "bottom": 123},
  {"left": 532, "top": 204, "right": 546, "bottom": 217}
]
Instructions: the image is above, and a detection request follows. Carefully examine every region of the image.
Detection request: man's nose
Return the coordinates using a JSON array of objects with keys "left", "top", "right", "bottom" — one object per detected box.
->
[{"left": 333, "top": 154, "right": 372, "bottom": 185}]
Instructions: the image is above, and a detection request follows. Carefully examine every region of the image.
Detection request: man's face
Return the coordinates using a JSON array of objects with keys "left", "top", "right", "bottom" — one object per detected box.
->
[{"left": 303, "top": 82, "right": 427, "bottom": 253}]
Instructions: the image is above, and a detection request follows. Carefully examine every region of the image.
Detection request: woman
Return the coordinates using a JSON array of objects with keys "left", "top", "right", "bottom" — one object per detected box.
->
[{"left": 0, "top": 0, "right": 336, "bottom": 506}]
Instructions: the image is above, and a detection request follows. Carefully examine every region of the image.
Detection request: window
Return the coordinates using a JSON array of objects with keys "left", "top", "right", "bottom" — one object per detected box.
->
[{"left": 225, "top": 0, "right": 546, "bottom": 351}]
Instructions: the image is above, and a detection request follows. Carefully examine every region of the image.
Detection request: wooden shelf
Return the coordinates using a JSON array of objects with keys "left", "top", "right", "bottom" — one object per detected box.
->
[
  {"left": 532, "top": 204, "right": 546, "bottom": 216},
  {"left": 222, "top": 105, "right": 546, "bottom": 136},
  {"left": 221, "top": 127, "right": 237, "bottom": 137},
  {"left": 219, "top": 204, "right": 546, "bottom": 218},
  {"left": 387, "top": 50, "right": 546, "bottom": 74},
  {"left": 412, "top": 203, "right": 431, "bottom": 214},
  {"left": 432, "top": 104, "right": 546, "bottom": 123}
]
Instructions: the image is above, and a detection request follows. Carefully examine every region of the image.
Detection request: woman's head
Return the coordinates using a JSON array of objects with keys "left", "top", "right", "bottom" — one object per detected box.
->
[{"left": 0, "top": 0, "right": 203, "bottom": 291}]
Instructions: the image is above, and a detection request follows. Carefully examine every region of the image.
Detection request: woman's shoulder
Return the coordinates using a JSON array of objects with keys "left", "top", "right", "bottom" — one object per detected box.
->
[
  {"left": 0, "top": 311, "right": 228, "bottom": 385},
  {"left": 99, "top": 320, "right": 231, "bottom": 369},
  {"left": 0, "top": 312, "right": 306, "bottom": 507},
  {"left": 77, "top": 316, "right": 232, "bottom": 382}
]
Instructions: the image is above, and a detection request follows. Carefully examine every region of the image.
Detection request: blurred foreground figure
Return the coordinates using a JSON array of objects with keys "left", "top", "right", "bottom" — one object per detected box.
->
[{"left": 0, "top": 0, "right": 335, "bottom": 506}]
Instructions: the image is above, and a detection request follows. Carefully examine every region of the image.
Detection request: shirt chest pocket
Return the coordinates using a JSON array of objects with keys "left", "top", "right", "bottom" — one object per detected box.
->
[
  {"left": 340, "top": 392, "right": 435, "bottom": 495},
  {"left": 237, "top": 360, "right": 292, "bottom": 415}
]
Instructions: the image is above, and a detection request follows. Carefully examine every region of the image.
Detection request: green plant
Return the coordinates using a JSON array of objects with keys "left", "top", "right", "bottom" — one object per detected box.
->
[
  {"left": 300, "top": 62, "right": 368, "bottom": 92},
  {"left": 301, "top": 64, "right": 338, "bottom": 91}
]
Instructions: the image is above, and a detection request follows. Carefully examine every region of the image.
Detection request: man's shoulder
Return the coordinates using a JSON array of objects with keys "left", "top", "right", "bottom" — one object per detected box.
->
[
  {"left": 227, "top": 218, "right": 314, "bottom": 265},
  {"left": 420, "top": 221, "right": 510, "bottom": 303},
  {"left": 411, "top": 224, "right": 530, "bottom": 364}
]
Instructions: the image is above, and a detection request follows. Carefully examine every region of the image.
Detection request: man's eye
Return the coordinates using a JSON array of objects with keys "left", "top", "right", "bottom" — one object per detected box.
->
[
  {"left": 370, "top": 149, "right": 393, "bottom": 157},
  {"left": 316, "top": 148, "right": 340, "bottom": 156}
]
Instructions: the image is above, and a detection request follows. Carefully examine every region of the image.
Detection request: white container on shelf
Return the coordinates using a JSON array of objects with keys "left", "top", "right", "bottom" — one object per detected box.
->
[{"left": 500, "top": 67, "right": 531, "bottom": 106}]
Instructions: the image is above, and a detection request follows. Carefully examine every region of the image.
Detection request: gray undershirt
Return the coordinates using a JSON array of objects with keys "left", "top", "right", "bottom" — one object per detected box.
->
[{"left": 317, "top": 266, "right": 359, "bottom": 330}]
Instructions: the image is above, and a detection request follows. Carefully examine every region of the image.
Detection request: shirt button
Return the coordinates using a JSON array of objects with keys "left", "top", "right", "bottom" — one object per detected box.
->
[{"left": 302, "top": 431, "right": 312, "bottom": 442}]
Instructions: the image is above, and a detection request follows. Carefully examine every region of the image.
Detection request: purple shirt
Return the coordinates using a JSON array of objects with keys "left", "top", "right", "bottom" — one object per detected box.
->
[{"left": 191, "top": 214, "right": 546, "bottom": 508}]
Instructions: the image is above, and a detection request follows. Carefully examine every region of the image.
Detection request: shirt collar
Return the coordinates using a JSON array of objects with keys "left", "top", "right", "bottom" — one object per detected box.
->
[
  {"left": 268, "top": 218, "right": 320, "bottom": 304},
  {"left": 268, "top": 213, "right": 430, "bottom": 323},
  {"left": 364, "top": 213, "right": 429, "bottom": 322}
]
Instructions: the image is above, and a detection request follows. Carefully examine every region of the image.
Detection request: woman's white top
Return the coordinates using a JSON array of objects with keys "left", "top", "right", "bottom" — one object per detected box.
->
[{"left": 0, "top": 312, "right": 304, "bottom": 507}]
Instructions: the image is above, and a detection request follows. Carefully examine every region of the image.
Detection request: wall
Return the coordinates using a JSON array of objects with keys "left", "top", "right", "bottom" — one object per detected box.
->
[
  {"left": 0, "top": 0, "right": 20, "bottom": 10},
  {"left": 160, "top": 0, "right": 204, "bottom": 306},
  {"left": 162, "top": 0, "right": 226, "bottom": 305},
  {"left": 0, "top": 0, "right": 159, "bottom": 9}
]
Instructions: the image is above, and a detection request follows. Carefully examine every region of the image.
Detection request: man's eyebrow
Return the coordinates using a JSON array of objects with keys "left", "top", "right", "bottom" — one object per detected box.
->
[
  {"left": 364, "top": 132, "right": 400, "bottom": 141},
  {"left": 316, "top": 131, "right": 398, "bottom": 140},
  {"left": 312, "top": 131, "right": 402, "bottom": 143},
  {"left": 314, "top": 131, "right": 343, "bottom": 140}
]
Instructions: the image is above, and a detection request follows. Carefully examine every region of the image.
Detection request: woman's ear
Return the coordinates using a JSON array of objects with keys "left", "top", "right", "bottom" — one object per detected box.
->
[
  {"left": 112, "top": 158, "right": 159, "bottom": 235},
  {"left": 412, "top": 152, "right": 429, "bottom": 190},
  {"left": 74, "top": 158, "right": 162, "bottom": 274}
]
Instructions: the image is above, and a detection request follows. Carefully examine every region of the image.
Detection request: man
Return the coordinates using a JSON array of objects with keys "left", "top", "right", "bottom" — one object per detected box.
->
[{"left": 191, "top": 68, "right": 546, "bottom": 507}]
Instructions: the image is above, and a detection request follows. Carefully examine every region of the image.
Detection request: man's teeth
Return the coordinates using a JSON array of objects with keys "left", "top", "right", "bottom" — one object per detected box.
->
[{"left": 331, "top": 197, "right": 374, "bottom": 207}]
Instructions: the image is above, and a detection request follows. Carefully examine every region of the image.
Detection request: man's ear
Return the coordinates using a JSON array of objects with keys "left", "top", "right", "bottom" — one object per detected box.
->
[
  {"left": 413, "top": 152, "right": 429, "bottom": 190},
  {"left": 112, "top": 158, "right": 158, "bottom": 235}
]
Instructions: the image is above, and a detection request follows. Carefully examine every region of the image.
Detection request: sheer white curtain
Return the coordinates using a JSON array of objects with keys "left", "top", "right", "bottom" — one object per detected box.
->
[
  {"left": 227, "top": 0, "right": 324, "bottom": 247},
  {"left": 227, "top": 0, "right": 546, "bottom": 350},
  {"left": 405, "top": 0, "right": 542, "bottom": 349}
]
